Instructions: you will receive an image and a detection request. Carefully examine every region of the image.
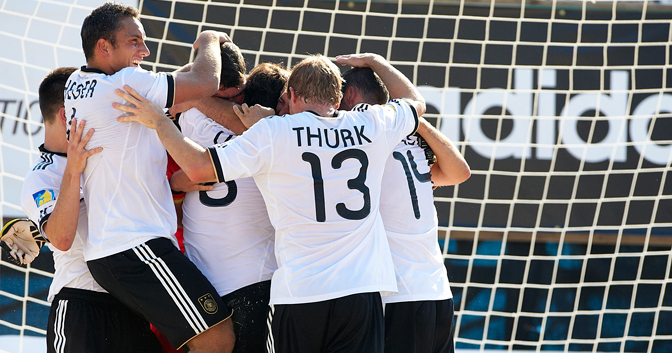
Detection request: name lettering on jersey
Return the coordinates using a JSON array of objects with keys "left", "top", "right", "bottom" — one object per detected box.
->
[
  {"left": 292, "top": 126, "right": 371, "bottom": 148},
  {"left": 64, "top": 79, "right": 97, "bottom": 100},
  {"left": 33, "top": 190, "right": 55, "bottom": 207}
]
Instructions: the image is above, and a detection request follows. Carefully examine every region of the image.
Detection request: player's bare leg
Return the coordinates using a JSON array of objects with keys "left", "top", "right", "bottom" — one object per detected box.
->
[{"left": 186, "top": 317, "right": 235, "bottom": 353}]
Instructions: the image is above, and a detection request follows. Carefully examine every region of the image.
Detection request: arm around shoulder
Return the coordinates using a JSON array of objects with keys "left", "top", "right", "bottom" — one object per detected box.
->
[
  {"left": 416, "top": 118, "right": 470, "bottom": 187},
  {"left": 336, "top": 53, "right": 426, "bottom": 116}
]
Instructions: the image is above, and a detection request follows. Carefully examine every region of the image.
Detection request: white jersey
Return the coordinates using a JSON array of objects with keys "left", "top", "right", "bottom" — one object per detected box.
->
[
  {"left": 64, "top": 66, "right": 177, "bottom": 261},
  {"left": 208, "top": 99, "right": 419, "bottom": 305},
  {"left": 379, "top": 135, "right": 453, "bottom": 304},
  {"left": 178, "top": 108, "right": 276, "bottom": 297},
  {"left": 21, "top": 145, "right": 106, "bottom": 302}
]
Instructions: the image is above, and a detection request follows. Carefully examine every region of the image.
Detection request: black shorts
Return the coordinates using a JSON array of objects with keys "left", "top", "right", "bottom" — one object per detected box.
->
[
  {"left": 384, "top": 298, "right": 455, "bottom": 353},
  {"left": 221, "top": 280, "right": 271, "bottom": 353},
  {"left": 87, "top": 237, "right": 232, "bottom": 350},
  {"left": 267, "top": 292, "right": 384, "bottom": 353},
  {"left": 47, "top": 287, "right": 162, "bottom": 353}
]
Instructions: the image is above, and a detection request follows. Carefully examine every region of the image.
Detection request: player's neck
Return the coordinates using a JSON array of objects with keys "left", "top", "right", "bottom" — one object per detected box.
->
[
  {"left": 85, "top": 58, "right": 116, "bottom": 75},
  {"left": 43, "top": 125, "right": 68, "bottom": 154},
  {"left": 299, "top": 102, "right": 338, "bottom": 118}
]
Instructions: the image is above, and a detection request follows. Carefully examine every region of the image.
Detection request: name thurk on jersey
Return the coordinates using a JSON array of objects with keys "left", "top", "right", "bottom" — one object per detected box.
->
[
  {"left": 292, "top": 125, "right": 371, "bottom": 148},
  {"left": 64, "top": 79, "right": 97, "bottom": 100}
]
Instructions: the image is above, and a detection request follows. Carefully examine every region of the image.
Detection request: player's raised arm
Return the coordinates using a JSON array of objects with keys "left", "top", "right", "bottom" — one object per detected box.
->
[
  {"left": 172, "top": 31, "right": 228, "bottom": 105},
  {"left": 336, "top": 53, "right": 426, "bottom": 116},
  {"left": 114, "top": 85, "right": 218, "bottom": 183},
  {"left": 44, "top": 118, "right": 102, "bottom": 251}
]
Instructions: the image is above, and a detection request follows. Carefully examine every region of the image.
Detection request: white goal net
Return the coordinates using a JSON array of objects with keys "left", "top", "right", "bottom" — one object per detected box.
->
[{"left": 2, "top": 0, "right": 672, "bottom": 352}]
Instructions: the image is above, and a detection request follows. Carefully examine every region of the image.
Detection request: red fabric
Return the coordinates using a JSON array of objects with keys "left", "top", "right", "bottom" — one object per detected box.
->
[
  {"left": 174, "top": 227, "right": 185, "bottom": 254},
  {"left": 167, "top": 154, "right": 185, "bottom": 202},
  {"left": 151, "top": 324, "right": 183, "bottom": 353}
]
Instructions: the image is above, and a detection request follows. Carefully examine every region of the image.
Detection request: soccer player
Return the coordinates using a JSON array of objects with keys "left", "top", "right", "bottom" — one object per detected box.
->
[
  {"left": 21, "top": 67, "right": 162, "bottom": 353},
  {"left": 113, "top": 53, "right": 424, "bottom": 353},
  {"left": 170, "top": 62, "right": 289, "bottom": 353},
  {"left": 339, "top": 60, "right": 471, "bottom": 353},
  {"left": 65, "top": 3, "right": 235, "bottom": 352}
]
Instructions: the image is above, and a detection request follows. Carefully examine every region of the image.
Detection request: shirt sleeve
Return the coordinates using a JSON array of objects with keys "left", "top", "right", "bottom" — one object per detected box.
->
[
  {"left": 207, "top": 118, "right": 275, "bottom": 183},
  {"left": 357, "top": 98, "right": 419, "bottom": 149},
  {"left": 21, "top": 183, "right": 59, "bottom": 240},
  {"left": 122, "top": 68, "right": 175, "bottom": 109},
  {"left": 386, "top": 98, "right": 419, "bottom": 137}
]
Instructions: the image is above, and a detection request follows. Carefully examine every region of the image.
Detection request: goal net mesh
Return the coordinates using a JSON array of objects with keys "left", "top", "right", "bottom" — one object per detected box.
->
[{"left": 2, "top": 0, "right": 672, "bottom": 352}]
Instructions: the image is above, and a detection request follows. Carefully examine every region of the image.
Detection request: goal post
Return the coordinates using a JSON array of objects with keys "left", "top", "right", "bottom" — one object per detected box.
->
[{"left": 2, "top": 0, "right": 672, "bottom": 352}]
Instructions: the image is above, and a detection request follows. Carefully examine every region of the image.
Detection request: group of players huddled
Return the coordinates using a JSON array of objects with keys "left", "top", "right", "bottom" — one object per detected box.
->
[{"left": 0, "top": 1, "right": 471, "bottom": 353}]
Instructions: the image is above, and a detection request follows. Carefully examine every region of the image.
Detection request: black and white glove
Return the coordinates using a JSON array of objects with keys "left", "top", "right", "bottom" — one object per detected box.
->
[{"left": 0, "top": 218, "right": 47, "bottom": 265}]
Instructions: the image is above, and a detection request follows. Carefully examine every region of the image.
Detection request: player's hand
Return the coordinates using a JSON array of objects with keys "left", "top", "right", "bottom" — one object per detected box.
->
[
  {"left": 0, "top": 219, "right": 47, "bottom": 266},
  {"left": 114, "top": 85, "right": 168, "bottom": 130},
  {"left": 170, "top": 170, "right": 214, "bottom": 193},
  {"left": 233, "top": 103, "right": 274, "bottom": 128},
  {"left": 168, "top": 100, "right": 196, "bottom": 116},
  {"left": 65, "top": 118, "right": 102, "bottom": 176},
  {"left": 335, "top": 53, "right": 383, "bottom": 68},
  {"left": 193, "top": 31, "right": 231, "bottom": 50}
]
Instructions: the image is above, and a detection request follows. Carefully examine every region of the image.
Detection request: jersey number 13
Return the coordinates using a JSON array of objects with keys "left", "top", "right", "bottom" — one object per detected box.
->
[{"left": 302, "top": 149, "right": 370, "bottom": 222}]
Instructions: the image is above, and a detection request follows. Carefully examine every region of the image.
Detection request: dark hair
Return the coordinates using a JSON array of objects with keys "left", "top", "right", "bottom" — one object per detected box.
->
[
  {"left": 39, "top": 67, "right": 77, "bottom": 124},
  {"left": 220, "top": 42, "right": 246, "bottom": 88},
  {"left": 243, "top": 63, "right": 289, "bottom": 108},
  {"left": 80, "top": 2, "right": 139, "bottom": 61},
  {"left": 342, "top": 67, "right": 389, "bottom": 105}
]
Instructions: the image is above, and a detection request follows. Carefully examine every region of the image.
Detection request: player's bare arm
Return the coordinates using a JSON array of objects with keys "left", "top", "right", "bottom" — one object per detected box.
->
[
  {"left": 416, "top": 117, "right": 471, "bottom": 187},
  {"left": 170, "top": 169, "right": 213, "bottom": 192},
  {"left": 114, "top": 85, "right": 218, "bottom": 183},
  {"left": 175, "top": 62, "right": 193, "bottom": 73},
  {"left": 336, "top": 53, "right": 426, "bottom": 116},
  {"left": 44, "top": 118, "right": 102, "bottom": 251},
  {"left": 173, "top": 31, "right": 230, "bottom": 105},
  {"left": 171, "top": 96, "right": 248, "bottom": 135},
  {"left": 233, "top": 103, "right": 275, "bottom": 128}
]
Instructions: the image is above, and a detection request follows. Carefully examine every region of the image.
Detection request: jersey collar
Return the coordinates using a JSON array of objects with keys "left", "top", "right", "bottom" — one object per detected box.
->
[
  {"left": 306, "top": 110, "right": 339, "bottom": 118},
  {"left": 80, "top": 66, "right": 107, "bottom": 75},
  {"left": 39, "top": 144, "right": 67, "bottom": 158}
]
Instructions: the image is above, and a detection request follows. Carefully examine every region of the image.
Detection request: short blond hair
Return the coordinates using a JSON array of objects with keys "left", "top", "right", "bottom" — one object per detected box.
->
[{"left": 287, "top": 55, "right": 343, "bottom": 106}]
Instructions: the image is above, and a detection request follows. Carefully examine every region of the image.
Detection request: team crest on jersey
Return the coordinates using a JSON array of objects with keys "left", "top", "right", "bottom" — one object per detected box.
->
[
  {"left": 33, "top": 190, "right": 55, "bottom": 207},
  {"left": 198, "top": 293, "right": 218, "bottom": 314}
]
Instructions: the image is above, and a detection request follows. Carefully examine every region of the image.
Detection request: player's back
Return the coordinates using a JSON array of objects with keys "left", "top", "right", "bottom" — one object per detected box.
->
[
  {"left": 64, "top": 67, "right": 177, "bottom": 262},
  {"left": 379, "top": 135, "right": 452, "bottom": 303},
  {"left": 210, "top": 99, "right": 419, "bottom": 304}
]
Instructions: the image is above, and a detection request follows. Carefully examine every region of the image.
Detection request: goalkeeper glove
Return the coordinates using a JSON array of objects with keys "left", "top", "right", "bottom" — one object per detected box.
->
[{"left": 0, "top": 218, "right": 47, "bottom": 265}]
